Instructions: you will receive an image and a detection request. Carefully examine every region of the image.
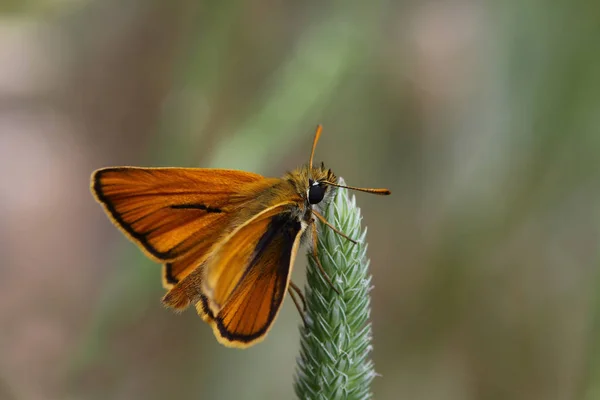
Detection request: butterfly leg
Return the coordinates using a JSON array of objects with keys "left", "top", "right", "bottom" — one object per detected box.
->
[
  {"left": 289, "top": 281, "right": 306, "bottom": 311},
  {"left": 288, "top": 286, "right": 307, "bottom": 325},
  {"left": 311, "top": 220, "right": 341, "bottom": 295},
  {"left": 312, "top": 210, "right": 358, "bottom": 245}
]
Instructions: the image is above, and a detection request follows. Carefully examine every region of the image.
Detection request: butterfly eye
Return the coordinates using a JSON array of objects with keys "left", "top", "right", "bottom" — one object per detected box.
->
[{"left": 308, "top": 180, "right": 326, "bottom": 204}]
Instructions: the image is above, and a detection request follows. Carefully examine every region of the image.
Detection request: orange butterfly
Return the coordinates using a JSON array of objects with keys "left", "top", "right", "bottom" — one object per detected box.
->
[{"left": 91, "top": 125, "right": 390, "bottom": 348}]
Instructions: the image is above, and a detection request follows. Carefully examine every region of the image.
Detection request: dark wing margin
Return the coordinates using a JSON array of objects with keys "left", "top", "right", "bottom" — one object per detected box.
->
[{"left": 164, "top": 263, "right": 179, "bottom": 286}]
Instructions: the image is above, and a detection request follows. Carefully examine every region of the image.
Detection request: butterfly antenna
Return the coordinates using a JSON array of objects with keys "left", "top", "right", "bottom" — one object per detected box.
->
[
  {"left": 323, "top": 180, "right": 391, "bottom": 195},
  {"left": 308, "top": 124, "right": 323, "bottom": 179}
]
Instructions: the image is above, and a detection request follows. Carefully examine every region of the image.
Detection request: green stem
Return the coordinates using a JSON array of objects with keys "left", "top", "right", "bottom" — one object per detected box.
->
[{"left": 294, "top": 179, "right": 376, "bottom": 400}]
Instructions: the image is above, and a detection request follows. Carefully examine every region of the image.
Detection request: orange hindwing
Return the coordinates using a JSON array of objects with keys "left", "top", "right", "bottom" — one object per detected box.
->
[{"left": 202, "top": 203, "right": 304, "bottom": 348}]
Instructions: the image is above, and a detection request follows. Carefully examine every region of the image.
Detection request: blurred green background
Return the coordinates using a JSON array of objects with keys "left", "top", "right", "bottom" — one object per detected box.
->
[{"left": 1, "top": 0, "right": 599, "bottom": 399}]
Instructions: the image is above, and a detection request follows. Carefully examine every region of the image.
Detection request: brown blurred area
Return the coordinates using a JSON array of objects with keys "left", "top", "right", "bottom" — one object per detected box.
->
[{"left": 1, "top": 1, "right": 599, "bottom": 399}]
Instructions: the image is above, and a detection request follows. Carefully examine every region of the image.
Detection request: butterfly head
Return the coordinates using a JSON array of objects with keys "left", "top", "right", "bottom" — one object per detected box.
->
[{"left": 307, "top": 164, "right": 337, "bottom": 205}]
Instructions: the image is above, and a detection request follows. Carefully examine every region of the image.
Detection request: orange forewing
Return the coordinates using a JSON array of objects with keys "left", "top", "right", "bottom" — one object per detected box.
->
[
  {"left": 91, "top": 167, "right": 263, "bottom": 263},
  {"left": 194, "top": 203, "right": 304, "bottom": 348}
]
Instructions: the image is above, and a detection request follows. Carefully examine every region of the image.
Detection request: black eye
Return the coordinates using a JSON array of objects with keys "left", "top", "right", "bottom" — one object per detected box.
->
[{"left": 308, "top": 179, "right": 326, "bottom": 204}]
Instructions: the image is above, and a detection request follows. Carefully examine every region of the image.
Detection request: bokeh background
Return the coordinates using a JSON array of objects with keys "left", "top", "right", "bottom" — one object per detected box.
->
[{"left": 1, "top": 0, "right": 599, "bottom": 399}]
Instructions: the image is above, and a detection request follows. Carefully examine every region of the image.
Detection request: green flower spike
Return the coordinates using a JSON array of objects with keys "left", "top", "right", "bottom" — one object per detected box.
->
[{"left": 294, "top": 179, "right": 376, "bottom": 400}]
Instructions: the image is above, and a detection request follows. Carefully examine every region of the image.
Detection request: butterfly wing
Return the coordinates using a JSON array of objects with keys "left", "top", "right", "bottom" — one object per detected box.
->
[
  {"left": 91, "top": 167, "right": 267, "bottom": 286},
  {"left": 162, "top": 202, "right": 305, "bottom": 347},
  {"left": 162, "top": 242, "right": 217, "bottom": 289}
]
